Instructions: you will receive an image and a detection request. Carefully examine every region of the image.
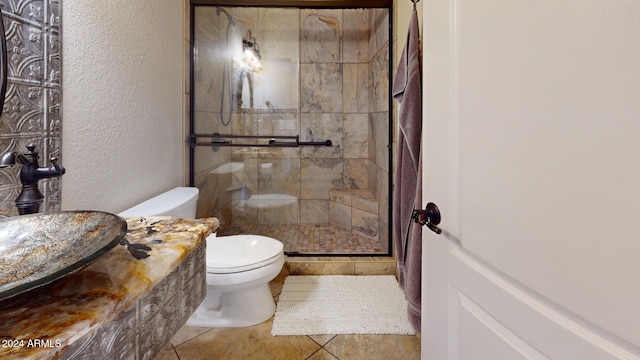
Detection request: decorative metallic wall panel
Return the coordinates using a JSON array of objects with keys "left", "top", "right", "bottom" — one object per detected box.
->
[{"left": 0, "top": 0, "right": 62, "bottom": 217}]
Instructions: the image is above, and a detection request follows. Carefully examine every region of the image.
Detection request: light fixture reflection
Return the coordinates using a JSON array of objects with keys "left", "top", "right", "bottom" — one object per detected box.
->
[{"left": 242, "top": 30, "right": 262, "bottom": 73}]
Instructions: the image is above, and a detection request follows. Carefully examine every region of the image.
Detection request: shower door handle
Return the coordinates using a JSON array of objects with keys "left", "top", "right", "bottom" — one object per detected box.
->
[{"left": 412, "top": 202, "right": 442, "bottom": 234}]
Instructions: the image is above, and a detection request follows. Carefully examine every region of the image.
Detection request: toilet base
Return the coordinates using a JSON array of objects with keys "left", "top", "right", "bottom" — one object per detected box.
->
[{"left": 186, "top": 282, "right": 276, "bottom": 328}]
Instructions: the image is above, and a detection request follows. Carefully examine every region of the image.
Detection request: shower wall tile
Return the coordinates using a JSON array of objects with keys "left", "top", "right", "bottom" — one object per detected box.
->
[
  {"left": 342, "top": 9, "right": 369, "bottom": 63},
  {"left": 237, "top": 109, "right": 258, "bottom": 136},
  {"left": 330, "top": 201, "right": 351, "bottom": 231},
  {"left": 329, "top": 189, "right": 350, "bottom": 206},
  {"left": 352, "top": 192, "right": 378, "bottom": 214},
  {"left": 192, "top": 60, "right": 224, "bottom": 114},
  {"left": 257, "top": 200, "right": 298, "bottom": 225},
  {"left": 230, "top": 147, "right": 254, "bottom": 161},
  {"left": 369, "top": 159, "right": 390, "bottom": 228},
  {"left": 378, "top": 221, "right": 389, "bottom": 253},
  {"left": 300, "top": 199, "right": 329, "bottom": 224},
  {"left": 254, "top": 111, "right": 300, "bottom": 159},
  {"left": 364, "top": 5, "right": 391, "bottom": 251},
  {"left": 258, "top": 146, "right": 300, "bottom": 160},
  {"left": 257, "top": 158, "right": 300, "bottom": 198},
  {"left": 233, "top": 110, "right": 251, "bottom": 137},
  {"left": 379, "top": 179, "right": 389, "bottom": 228},
  {"left": 194, "top": 3, "right": 236, "bottom": 208},
  {"left": 218, "top": 202, "right": 233, "bottom": 230},
  {"left": 342, "top": 63, "right": 369, "bottom": 114},
  {"left": 288, "top": 259, "right": 355, "bottom": 276},
  {"left": 193, "top": 111, "right": 219, "bottom": 134},
  {"left": 241, "top": 8, "right": 299, "bottom": 112},
  {"left": 368, "top": 9, "right": 378, "bottom": 62},
  {"left": 237, "top": 158, "right": 258, "bottom": 193},
  {"left": 300, "top": 9, "right": 341, "bottom": 63},
  {"left": 370, "top": 112, "right": 389, "bottom": 173},
  {"left": 300, "top": 113, "right": 342, "bottom": 159},
  {"left": 367, "top": 4, "right": 390, "bottom": 245},
  {"left": 193, "top": 8, "right": 228, "bottom": 114},
  {"left": 370, "top": 45, "right": 389, "bottom": 113},
  {"left": 352, "top": 207, "right": 378, "bottom": 241},
  {"left": 195, "top": 170, "right": 219, "bottom": 218},
  {"left": 256, "top": 111, "right": 299, "bottom": 138},
  {"left": 231, "top": 7, "right": 257, "bottom": 31},
  {"left": 300, "top": 63, "right": 342, "bottom": 114},
  {"left": 366, "top": 8, "right": 389, "bottom": 64},
  {"left": 258, "top": 8, "right": 299, "bottom": 66},
  {"left": 231, "top": 199, "right": 258, "bottom": 226},
  {"left": 195, "top": 152, "right": 240, "bottom": 221},
  {"left": 300, "top": 158, "right": 342, "bottom": 200},
  {"left": 196, "top": 166, "right": 235, "bottom": 220},
  {"left": 343, "top": 158, "right": 368, "bottom": 189},
  {"left": 343, "top": 113, "right": 368, "bottom": 158},
  {"left": 375, "top": 9, "right": 390, "bottom": 52},
  {"left": 192, "top": 145, "right": 228, "bottom": 178}
]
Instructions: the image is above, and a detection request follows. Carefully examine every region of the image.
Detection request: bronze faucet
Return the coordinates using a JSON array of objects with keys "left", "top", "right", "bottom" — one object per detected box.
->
[{"left": 0, "top": 144, "right": 66, "bottom": 215}]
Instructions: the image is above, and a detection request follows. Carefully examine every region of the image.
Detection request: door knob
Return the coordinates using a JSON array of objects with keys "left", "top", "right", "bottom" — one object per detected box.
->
[{"left": 412, "top": 202, "right": 442, "bottom": 234}]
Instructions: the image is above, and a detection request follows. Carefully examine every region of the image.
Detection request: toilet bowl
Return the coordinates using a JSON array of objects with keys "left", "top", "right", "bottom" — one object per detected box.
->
[
  {"left": 119, "top": 187, "right": 285, "bottom": 327},
  {"left": 189, "top": 234, "right": 285, "bottom": 327}
]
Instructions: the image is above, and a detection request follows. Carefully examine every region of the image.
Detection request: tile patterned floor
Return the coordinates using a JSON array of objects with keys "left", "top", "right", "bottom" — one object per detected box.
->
[
  {"left": 221, "top": 223, "right": 385, "bottom": 254},
  {"left": 154, "top": 267, "right": 420, "bottom": 360}
]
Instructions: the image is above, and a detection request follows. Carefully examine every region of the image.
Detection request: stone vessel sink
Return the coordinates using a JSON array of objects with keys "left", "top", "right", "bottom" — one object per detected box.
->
[{"left": 0, "top": 211, "right": 127, "bottom": 301}]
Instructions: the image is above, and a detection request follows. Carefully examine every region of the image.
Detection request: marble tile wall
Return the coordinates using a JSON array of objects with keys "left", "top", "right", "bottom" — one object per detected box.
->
[
  {"left": 368, "top": 8, "right": 391, "bottom": 253},
  {"left": 193, "top": 7, "right": 391, "bottom": 252},
  {"left": 299, "top": 8, "right": 391, "bottom": 235},
  {"left": 0, "top": 0, "right": 62, "bottom": 217}
]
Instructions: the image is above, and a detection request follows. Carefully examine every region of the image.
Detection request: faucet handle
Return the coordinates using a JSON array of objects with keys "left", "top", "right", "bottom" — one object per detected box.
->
[{"left": 50, "top": 157, "right": 63, "bottom": 171}]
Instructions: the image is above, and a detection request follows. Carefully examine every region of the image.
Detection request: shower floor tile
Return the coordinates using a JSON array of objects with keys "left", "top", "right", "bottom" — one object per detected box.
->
[{"left": 220, "top": 223, "right": 385, "bottom": 255}]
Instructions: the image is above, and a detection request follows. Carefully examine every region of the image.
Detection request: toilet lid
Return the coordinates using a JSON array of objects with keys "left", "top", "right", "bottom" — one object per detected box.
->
[{"left": 205, "top": 234, "right": 284, "bottom": 273}]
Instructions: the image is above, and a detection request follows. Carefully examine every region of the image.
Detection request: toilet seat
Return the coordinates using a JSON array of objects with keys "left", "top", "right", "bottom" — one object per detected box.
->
[
  {"left": 120, "top": 186, "right": 286, "bottom": 328},
  {"left": 205, "top": 235, "right": 284, "bottom": 274}
]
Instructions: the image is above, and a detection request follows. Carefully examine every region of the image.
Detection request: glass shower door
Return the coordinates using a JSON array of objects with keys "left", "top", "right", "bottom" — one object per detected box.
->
[{"left": 191, "top": 6, "right": 392, "bottom": 256}]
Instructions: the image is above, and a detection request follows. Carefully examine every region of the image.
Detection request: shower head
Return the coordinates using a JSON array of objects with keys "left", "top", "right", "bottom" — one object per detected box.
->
[{"left": 216, "top": 7, "right": 236, "bottom": 27}]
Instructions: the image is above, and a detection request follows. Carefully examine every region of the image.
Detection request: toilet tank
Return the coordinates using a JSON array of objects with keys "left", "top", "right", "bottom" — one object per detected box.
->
[{"left": 118, "top": 187, "right": 199, "bottom": 219}]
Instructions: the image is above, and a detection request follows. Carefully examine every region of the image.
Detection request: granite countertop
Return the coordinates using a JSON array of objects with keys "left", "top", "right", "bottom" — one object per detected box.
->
[{"left": 0, "top": 216, "right": 219, "bottom": 359}]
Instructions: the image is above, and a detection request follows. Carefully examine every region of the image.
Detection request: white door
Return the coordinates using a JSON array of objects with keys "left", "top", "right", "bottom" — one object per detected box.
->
[{"left": 422, "top": 0, "right": 640, "bottom": 359}]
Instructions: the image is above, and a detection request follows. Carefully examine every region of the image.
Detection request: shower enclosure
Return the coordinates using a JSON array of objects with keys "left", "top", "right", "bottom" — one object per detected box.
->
[{"left": 190, "top": 3, "right": 392, "bottom": 256}]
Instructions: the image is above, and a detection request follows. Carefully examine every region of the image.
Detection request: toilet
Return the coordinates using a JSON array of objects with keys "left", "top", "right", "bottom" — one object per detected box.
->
[{"left": 119, "top": 187, "right": 285, "bottom": 327}]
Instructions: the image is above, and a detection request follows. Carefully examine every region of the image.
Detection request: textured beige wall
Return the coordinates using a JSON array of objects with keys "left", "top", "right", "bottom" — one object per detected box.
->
[
  {"left": 396, "top": 0, "right": 423, "bottom": 52},
  {"left": 61, "top": 1, "right": 185, "bottom": 213}
]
